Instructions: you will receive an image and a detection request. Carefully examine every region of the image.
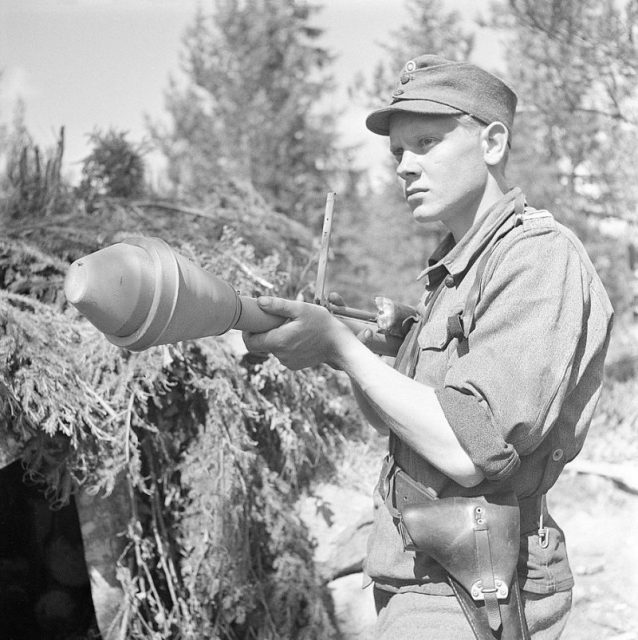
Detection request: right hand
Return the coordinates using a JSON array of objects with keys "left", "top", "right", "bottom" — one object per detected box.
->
[{"left": 242, "top": 296, "right": 355, "bottom": 371}]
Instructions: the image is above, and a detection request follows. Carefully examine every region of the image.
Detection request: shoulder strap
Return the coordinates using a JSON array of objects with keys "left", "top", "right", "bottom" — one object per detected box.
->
[{"left": 453, "top": 191, "right": 526, "bottom": 341}]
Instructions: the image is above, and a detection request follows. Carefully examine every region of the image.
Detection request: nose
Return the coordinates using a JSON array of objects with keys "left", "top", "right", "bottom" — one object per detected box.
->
[{"left": 396, "top": 150, "right": 420, "bottom": 181}]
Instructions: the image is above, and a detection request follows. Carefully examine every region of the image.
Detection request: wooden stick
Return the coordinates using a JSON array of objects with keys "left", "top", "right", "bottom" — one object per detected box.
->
[{"left": 314, "top": 192, "right": 335, "bottom": 305}]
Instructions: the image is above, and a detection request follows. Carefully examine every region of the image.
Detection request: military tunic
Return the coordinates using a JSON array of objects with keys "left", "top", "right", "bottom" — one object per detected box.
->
[{"left": 364, "top": 188, "right": 614, "bottom": 597}]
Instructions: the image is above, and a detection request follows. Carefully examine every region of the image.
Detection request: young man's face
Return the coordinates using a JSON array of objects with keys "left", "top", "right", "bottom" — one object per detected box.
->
[{"left": 388, "top": 112, "right": 489, "bottom": 238}]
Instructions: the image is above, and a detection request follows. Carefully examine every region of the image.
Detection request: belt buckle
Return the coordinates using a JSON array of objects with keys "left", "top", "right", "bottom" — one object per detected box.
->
[{"left": 538, "top": 508, "right": 550, "bottom": 548}]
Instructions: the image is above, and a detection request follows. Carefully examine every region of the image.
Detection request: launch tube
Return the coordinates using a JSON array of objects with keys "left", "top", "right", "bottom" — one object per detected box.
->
[{"left": 64, "top": 237, "right": 401, "bottom": 356}]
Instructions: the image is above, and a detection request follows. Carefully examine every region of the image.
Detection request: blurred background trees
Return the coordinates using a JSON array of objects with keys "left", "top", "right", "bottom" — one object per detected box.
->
[
  {"left": 491, "top": 0, "right": 638, "bottom": 314},
  {"left": 335, "top": 0, "right": 638, "bottom": 314},
  {"left": 149, "top": 0, "right": 343, "bottom": 228},
  {"left": 77, "top": 128, "right": 147, "bottom": 211},
  {"left": 351, "top": 0, "right": 475, "bottom": 107},
  {"left": 331, "top": 0, "right": 478, "bottom": 308},
  {"left": 0, "top": 103, "right": 71, "bottom": 222},
  {"left": 4, "top": 0, "right": 635, "bottom": 313}
]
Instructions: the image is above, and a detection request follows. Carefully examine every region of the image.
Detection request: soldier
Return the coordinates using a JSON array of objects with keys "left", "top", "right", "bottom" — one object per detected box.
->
[{"left": 242, "top": 54, "right": 613, "bottom": 639}]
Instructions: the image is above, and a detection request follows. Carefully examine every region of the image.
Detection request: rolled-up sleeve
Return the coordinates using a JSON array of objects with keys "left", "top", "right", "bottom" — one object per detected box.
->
[{"left": 436, "top": 226, "right": 587, "bottom": 481}]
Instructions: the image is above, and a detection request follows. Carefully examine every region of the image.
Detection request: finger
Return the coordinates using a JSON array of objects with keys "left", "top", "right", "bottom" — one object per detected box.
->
[
  {"left": 356, "top": 328, "right": 374, "bottom": 344},
  {"left": 327, "top": 291, "right": 346, "bottom": 306},
  {"left": 257, "top": 296, "right": 301, "bottom": 319},
  {"left": 242, "top": 330, "right": 271, "bottom": 353}
]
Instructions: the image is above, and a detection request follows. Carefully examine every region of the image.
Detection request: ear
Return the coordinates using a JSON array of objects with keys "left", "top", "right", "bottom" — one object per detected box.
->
[{"left": 480, "top": 121, "right": 509, "bottom": 166}]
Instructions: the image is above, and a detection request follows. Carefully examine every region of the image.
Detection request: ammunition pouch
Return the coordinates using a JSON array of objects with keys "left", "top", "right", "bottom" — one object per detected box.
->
[{"left": 399, "top": 493, "right": 530, "bottom": 640}]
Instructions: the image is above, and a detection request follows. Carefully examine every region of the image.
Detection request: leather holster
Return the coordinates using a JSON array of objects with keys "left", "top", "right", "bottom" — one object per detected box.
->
[{"left": 399, "top": 493, "right": 530, "bottom": 640}]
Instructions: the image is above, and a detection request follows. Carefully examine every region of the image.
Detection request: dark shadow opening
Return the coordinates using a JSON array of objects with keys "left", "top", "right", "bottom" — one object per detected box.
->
[{"left": 0, "top": 461, "right": 101, "bottom": 640}]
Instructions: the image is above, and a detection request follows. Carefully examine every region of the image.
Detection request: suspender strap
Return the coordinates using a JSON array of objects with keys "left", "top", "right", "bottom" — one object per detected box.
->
[
  {"left": 459, "top": 191, "right": 526, "bottom": 339},
  {"left": 388, "top": 283, "right": 443, "bottom": 482}
]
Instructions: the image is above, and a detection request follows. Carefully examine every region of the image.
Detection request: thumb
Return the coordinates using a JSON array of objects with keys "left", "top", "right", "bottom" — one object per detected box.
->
[
  {"left": 328, "top": 291, "right": 346, "bottom": 307},
  {"left": 256, "top": 296, "right": 299, "bottom": 319}
]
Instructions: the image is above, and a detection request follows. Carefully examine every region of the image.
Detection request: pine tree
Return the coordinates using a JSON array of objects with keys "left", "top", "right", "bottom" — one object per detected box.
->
[
  {"left": 78, "top": 128, "right": 147, "bottom": 209},
  {"left": 350, "top": 0, "right": 475, "bottom": 108},
  {"left": 152, "top": 0, "right": 343, "bottom": 228}
]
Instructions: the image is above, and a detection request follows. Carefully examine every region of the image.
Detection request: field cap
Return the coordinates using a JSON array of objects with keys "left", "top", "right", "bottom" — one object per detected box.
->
[{"left": 366, "top": 54, "right": 517, "bottom": 138}]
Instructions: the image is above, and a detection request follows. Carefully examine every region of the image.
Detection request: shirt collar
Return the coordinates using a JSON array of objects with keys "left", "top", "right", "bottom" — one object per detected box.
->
[{"left": 418, "top": 187, "right": 524, "bottom": 289}]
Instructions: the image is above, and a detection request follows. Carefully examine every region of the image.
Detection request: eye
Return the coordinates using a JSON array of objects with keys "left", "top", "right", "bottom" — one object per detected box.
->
[{"left": 418, "top": 137, "right": 437, "bottom": 150}]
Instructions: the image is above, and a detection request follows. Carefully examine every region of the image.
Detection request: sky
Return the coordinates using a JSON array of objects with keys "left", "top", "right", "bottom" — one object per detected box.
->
[{"left": 0, "top": 0, "right": 502, "bottom": 182}]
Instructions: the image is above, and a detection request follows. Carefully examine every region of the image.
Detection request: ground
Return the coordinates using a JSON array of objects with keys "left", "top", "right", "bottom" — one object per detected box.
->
[{"left": 552, "top": 471, "right": 638, "bottom": 640}]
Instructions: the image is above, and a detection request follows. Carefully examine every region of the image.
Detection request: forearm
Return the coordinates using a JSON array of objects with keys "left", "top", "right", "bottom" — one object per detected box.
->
[
  {"left": 337, "top": 335, "right": 484, "bottom": 487},
  {"left": 351, "top": 381, "right": 391, "bottom": 436},
  {"left": 241, "top": 297, "right": 483, "bottom": 487}
]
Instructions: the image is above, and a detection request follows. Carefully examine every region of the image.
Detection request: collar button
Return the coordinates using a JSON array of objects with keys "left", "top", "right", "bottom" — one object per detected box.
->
[{"left": 444, "top": 275, "right": 456, "bottom": 288}]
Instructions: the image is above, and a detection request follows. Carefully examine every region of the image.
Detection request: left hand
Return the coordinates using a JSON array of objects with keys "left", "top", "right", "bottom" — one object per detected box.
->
[{"left": 242, "top": 296, "right": 352, "bottom": 370}]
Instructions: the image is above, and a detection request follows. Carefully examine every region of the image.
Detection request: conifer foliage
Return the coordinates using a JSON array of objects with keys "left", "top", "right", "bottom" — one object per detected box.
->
[
  {"left": 350, "top": 0, "right": 475, "bottom": 108},
  {"left": 1, "top": 133, "right": 360, "bottom": 637},
  {"left": 0, "top": 124, "right": 71, "bottom": 221},
  {"left": 78, "top": 129, "right": 147, "bottom": 211}
]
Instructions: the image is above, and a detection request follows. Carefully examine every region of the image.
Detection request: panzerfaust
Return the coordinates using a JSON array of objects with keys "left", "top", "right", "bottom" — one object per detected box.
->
[{"left": 64, "top": 194, "right": 413, "bottom": 357}]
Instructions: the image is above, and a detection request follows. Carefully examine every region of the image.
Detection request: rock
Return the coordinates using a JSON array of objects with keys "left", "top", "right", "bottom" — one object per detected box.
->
[
  {"left": 76, "top": 473, "right": 130, "bottom": 639},
  {"left": 298, "top": 482, "right": 372, "bottom": 580},
  {"left": 328, "top": 573, "right": 376, "bottom": 640},
  {"left": 298, "top": 482, "right": 377, "bottom": 638}
]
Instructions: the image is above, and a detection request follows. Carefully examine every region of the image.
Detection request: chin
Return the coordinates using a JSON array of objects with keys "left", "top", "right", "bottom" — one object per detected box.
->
[{"left": 410, "top": 206, "right": 444, "bottom": 225}]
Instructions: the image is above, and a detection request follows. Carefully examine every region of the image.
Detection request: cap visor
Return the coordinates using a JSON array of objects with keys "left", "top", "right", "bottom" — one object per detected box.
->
[{"left": 366, "top": 100, "right": 463, "bottom": 136}]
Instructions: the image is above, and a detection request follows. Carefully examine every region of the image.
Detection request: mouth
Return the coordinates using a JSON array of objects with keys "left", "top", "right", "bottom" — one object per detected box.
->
[{"left": 406, "top": 189, "right": 429, "bottom": 199}]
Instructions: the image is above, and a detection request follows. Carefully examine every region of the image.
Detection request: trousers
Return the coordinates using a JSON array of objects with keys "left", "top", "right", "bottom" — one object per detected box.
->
[{"left": 374, "top": 587, "right": 572, "bottom": 640}]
